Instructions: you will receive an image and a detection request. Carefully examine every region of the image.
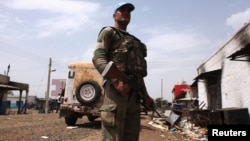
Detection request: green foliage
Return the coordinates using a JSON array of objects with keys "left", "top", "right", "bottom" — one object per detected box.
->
[{"left": 154, "top": 97, "right": 168, "bottom": 110}]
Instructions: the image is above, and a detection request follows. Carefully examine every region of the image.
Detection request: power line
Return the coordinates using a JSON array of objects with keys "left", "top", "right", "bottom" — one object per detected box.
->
[{"left": 0, "top": 41, "right": 48, "bottom": 63}]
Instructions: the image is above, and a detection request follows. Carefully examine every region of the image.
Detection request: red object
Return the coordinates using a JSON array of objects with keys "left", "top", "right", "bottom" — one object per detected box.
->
[{"left": 172, "top": 84, "right": 190, "bottom": 100}]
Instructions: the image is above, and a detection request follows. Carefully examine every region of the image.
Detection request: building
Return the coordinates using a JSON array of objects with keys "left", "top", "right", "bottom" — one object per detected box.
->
[
  {"left": 194, "top": 21, "right": 250, "bottom": 114},
  {"left": 7, "top": 95, "right": 36, "bottom": 108},
  {"left": 0, "top": 74, "right": 29, "bottom": 114},
  {"left": 51, "top": 79, "right": 66, "bottom": 97},
  {"left": 172, "top": 81, "right": 198, "bottom": 109},
  {"left": 172, "top": 81, "right": 190, "bottom": 102}
]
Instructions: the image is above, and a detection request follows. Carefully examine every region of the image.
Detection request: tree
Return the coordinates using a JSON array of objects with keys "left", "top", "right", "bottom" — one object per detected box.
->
[{"left": 154, "top": 97, "right": 168, "bottom": 112}]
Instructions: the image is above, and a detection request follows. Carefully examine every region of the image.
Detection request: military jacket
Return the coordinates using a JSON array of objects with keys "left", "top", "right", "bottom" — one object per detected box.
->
[{"left": 92, "top": 26, "right": 147, "bottom": 77}]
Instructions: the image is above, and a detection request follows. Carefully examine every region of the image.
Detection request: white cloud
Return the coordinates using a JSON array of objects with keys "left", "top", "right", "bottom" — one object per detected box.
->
[
  {"left": 0, "top": 10, "right": 23, "bottom": 30},
  {"left": 145, "top": 26, "right": 209, "bottom": 64},
  {"left": 0, "top": 12, "right": 8, "bottom": 30},
  {"left": 3, "top": 0, "right": 99, "bottom": 14},
  {"left": 226, "top": 8, "right": 250, "bottom": 31},
  {"left": 37, "top": 15, "right": 90, "bottom": 38},
  {"left": 148, "top": 32, "right": 202, "bottom": 51},
  {"left": 2, "top": 0, "right": 100, "bottom": 38}
]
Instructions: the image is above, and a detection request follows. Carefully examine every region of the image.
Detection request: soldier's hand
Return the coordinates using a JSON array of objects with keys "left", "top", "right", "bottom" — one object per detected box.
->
[{"left": 112, "top": 79, "right": 130, "bottom": 96}]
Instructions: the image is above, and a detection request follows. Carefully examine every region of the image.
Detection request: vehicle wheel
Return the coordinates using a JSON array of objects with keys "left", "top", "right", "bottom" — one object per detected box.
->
[
  {"left": 87, "top": 115, "right": 99, "bottom": 122},
  {"left": 75, "top": 80, "right": 101, "bottom": 106},
  {"left": 65, "top": 116, "right": 77, "bottom": 126}
]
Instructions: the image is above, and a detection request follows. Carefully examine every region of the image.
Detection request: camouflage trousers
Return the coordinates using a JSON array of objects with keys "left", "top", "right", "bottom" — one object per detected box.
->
[{"left": 100, "top": 80, "right": 141, "bottom": 141}]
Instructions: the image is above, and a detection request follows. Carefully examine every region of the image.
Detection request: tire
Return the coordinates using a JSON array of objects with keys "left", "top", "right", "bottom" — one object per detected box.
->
[
  {"left": 75, "top": 80, "right": 101, "bottom": 106},
  {"left": 65, "top": 115, "right": 78, "bottom": 126}
]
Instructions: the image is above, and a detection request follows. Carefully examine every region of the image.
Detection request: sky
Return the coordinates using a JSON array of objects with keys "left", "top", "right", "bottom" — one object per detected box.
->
[{"left": 1, "top": 0, "right": 250, "bottom": 102}]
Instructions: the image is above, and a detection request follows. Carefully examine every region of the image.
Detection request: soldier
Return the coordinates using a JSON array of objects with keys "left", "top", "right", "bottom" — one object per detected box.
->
[{"left": 92, "top": 2, "right": 148, "bottom": 141}]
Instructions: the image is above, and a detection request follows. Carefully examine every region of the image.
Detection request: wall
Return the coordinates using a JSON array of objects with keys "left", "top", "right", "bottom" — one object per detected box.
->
[
  {"left": 196, "top": 22, "right": 250, "bottom": 112},
  {"left": 221, "top": 27, "right": 250, "bottom": 109},
  {"left": 7, "top": 95, "right": 36, "bottom": 108},
  {"left": 51, "top": 79, "right": 66, "bottom": 98}
]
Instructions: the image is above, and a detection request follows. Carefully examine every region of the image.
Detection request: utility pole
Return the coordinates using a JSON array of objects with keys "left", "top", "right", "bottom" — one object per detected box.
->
[
  {"left": 7, "top": 64, "right": 10, "bottom": 76},
  {"left": 161, "top": 78, "right": 163, "bottom": 112},
  {"left": 45, "top": 58, "right": 52, "bottom": 114}
]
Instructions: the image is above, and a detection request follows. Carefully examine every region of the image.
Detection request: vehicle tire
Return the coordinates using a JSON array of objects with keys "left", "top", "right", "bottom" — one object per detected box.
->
[
  {"left": 65, "top": 115, "right": 78, "bottom": 126},
  {"left": 87, "top": 115, "right": 99, "bottom": 122},
  {"left": 75, "top": 80, "right": 101, "bottom": 106}
]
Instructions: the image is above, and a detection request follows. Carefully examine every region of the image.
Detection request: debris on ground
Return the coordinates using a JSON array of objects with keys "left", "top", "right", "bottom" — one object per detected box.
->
[{"left": 146, "top": 106, "right": 250, "bottom": 141}]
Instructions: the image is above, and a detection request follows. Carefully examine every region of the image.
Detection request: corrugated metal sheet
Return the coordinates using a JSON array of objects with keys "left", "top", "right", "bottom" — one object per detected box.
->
[{"left": 0, "top": 84, "right": 19, "bottom": 90}]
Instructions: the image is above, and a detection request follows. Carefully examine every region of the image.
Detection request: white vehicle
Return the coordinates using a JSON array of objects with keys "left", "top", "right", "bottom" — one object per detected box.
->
[{"left": 59, "top": 62, "right": 104, "bottom": 126}]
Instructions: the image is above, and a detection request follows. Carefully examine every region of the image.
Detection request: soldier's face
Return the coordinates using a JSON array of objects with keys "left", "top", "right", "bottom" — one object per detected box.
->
[{"left": 113, "top": 6, "right": 131, "bottom": 25}]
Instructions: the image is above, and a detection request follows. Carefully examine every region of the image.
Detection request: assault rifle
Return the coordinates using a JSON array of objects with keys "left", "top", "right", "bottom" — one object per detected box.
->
[{"left": 102, "top": 61, "right": 161, "bottom": 117}]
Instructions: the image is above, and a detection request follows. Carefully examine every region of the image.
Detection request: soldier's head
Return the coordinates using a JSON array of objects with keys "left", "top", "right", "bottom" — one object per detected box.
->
[{"left": 113, "top": 2, "right": 135, "bottom": 30}]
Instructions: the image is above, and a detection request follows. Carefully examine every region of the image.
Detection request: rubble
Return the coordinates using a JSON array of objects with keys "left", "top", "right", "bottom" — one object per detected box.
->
[
  {"left": 147, "top": 106, "right": 250, "bottom": 141},
  {"left": 147, "top": 109, "right": 209, "bottom": 141}
]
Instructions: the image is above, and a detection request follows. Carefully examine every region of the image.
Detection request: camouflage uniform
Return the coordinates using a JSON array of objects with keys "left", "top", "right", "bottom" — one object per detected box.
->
[{"left": 92, "top": 26, "right": 147, "bottom": 141}]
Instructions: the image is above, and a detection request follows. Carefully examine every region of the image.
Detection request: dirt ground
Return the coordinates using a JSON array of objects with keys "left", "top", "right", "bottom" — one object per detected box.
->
[{"left": 0, "top": 109, "right": 190, "bottom": 141}]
